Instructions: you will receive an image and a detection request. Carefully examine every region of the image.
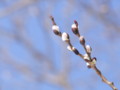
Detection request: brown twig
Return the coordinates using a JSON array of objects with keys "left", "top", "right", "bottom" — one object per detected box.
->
[
  {"left": 93, "top": 66, "right": 117, "bottom": 90},
  {"left": 50, "top": 16, "right": 117, "bottom": 90}
]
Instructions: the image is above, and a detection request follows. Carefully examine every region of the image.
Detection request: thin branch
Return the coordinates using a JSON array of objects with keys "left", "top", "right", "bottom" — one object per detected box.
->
[
  {"left": 0, "top": 0, "right": 38, "bottom": 18},
  {"left": 50, "top": 16, "right": 117, "bottom": 90},
  {"left": 93, "top": 66, "right": 117, "bottom": 90}
]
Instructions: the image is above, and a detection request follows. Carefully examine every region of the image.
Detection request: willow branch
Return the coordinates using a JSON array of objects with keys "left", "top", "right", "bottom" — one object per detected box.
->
[{"left": 50, "top": 16, "right": 117, "bottom": 90}]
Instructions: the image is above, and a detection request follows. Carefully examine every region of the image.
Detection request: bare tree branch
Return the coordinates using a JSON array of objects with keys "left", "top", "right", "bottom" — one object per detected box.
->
[{"left": 50, "top": 16, "right": 117, "bottom": 90}]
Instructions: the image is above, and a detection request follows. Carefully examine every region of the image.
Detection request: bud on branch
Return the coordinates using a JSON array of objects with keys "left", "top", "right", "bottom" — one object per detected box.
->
[
  {"left": 52, "top": 25, "right": 60, "bottom": 35},
  {"left": 86, "top": 45, "right": 92, "bottom": 54},
  {"left": 62, "top": 32, "right": 69, "bottom": 42},
  {"left": 71, "top": 20, "right": 80, "bottom": 37},
  {"left": 72, "top": 47, "right": 79, "bottom": 55},
  {"left": 79, "top": 36, "right": 85, "bottom": 45}
]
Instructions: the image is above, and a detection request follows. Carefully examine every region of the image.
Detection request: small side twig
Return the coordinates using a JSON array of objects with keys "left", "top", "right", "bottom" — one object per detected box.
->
[{"left": 50, "top": 16, "right": 117, "bottom": 90}]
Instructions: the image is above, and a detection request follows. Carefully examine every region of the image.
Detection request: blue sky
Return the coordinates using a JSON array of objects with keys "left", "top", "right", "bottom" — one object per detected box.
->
[{"left": 0, "top": 0, "right": 120, "bottom": 90}]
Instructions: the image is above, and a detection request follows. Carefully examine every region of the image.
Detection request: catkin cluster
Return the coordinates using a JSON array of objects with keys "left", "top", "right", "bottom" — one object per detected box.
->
[
  {"left": 50, "top": 16, "right": 117, "bottom": 90},
  {"left": 51, "top": 16, "right": 96, "bottom": 68}
]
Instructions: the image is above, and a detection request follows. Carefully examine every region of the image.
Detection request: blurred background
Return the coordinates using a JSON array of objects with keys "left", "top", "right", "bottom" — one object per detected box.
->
[{"left": 0, "top": 0, "right": 120, "bottom": 90}]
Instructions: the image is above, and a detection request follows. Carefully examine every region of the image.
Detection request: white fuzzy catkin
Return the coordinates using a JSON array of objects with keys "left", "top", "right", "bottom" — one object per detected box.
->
[
  {"left": 86, "top": 45, "right": 92, "bottom": 53},
  {"left": 92, "top": 59, "right": 96, "bottom": 65},
  {"left": 84, "top": 54, "right": 90, "bottom": 60},
  {"left": 72, "top": 47, "right": 75, "bottom": 50},
  {"left": 67, "top": 46, "right": 72, "bottom": 51},
  {"left": 71, "top": 24, "right": 77, "bottom": 29},
  {"left": 52, "top": 25, "right": 59, "bottom": 31},
  {"left": 86, "top": 62, "right": 90, "bottom": 66},
  {"left": 62, "top": 32, "right": 69, "bottom": 42},
  {"left": 86, "top": 59, "right": 96, "bottom": 67},
  {"left": 79, "top": 36, "right": 84, "bottom": 41},
  {"left": 79, "top": 36, "right": 85, "bottom": 44}
]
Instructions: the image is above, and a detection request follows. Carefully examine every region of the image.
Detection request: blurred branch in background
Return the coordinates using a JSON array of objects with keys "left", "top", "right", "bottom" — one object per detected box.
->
[
  {"left": 0, "top": 0, "right": 38, "bottom": 17},
  {"left": 78, "top": 0, "right": 120, "bottom": 38},
  {"left": 0, "top": 0, "right": 119, "bottom": 90}
]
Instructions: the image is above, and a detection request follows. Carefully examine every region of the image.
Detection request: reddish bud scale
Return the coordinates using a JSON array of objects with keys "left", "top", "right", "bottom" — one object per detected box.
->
[
  {"left": 73, "top": 47, "right": 79, "bottom": 55},
  {"left": 50, "top": 16, "right": 56, "bottom": 25},
  {"left": 72, "top": 28, "right": 79, "bottom": 35},
  {"left": 53, "top": 30, "right": 60, "bottom": 35},
  {"left": 74, "top": 20, "right": 78, "bottom": 26}
]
